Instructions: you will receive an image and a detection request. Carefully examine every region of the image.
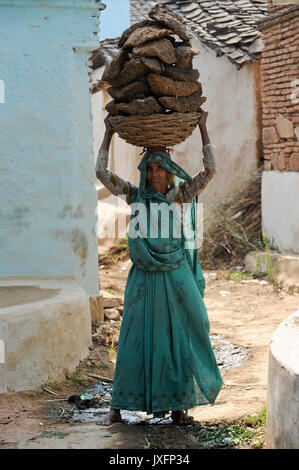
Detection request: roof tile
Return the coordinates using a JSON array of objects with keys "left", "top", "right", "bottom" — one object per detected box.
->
[
  {"left": 185, "top": 9, "right": 202, "bottom": 19},
  {"left": 181, "top": 2, "right": 198, "bottom": 13},
  {"left": 225, "top": 35, "right": 243, "bottom": 45},
  {"left": 199, "top": 1, "right": 215, "bottom": 8},
  {"left": 216, "top": 32, "right": 239, "bottom": 40}
]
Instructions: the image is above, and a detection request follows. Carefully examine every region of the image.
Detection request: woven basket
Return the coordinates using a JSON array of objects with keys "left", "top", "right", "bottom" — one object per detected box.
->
[{"left": 109, "top": 111, "right": 201, "bottom": 147}]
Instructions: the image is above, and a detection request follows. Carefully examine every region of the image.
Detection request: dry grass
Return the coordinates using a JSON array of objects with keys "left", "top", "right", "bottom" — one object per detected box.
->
[{"left": 199, "top": 166, "right": 263, "bottom": 269}]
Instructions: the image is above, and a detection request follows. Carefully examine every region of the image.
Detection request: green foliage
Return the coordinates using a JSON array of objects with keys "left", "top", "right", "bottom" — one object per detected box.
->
[
  {"left": 222, "top": 271, "right": 254, "bottom": 282},
  {"left": 119, "top": 232, "right": 129, "bottom": 246},
  {"left": 192, "top": 408, "right": 266, "bottom": 449},
  {"left": 27, "top": 431, "right": 69, "bottom": 442},
  {"left": 72, "top": 376, "right": 84, "bottom": 383},
  {"left": 251, "top": 235, "right": 279, "bottom": 286},
  {"left": 252, "top": 252, "right": 268, "bottom": 278},
  {"left": 107, "top": 288, "right": 116, "bottom": 295},
  {"left": 243, "top": 406, "right": 267, "bottom": 427},
  {"left": 194, "top": 424, "right": 255, "bottom": 448},
  {"left": 119, "top": 234, "right": 128, "bottom": 249},
  {"left": 262, "top": 233, "right": 273, "bottom": 277}
]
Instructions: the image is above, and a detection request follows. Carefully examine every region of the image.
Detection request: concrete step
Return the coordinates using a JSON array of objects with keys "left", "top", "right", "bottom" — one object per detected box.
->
[{"left": 0, "top": 277, "right": 91, "bottom": 393}]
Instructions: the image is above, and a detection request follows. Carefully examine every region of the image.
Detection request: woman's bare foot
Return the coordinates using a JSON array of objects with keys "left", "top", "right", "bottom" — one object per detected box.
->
[
  {"left": 171, "top": 410, "right": 194, "bottom": 425},
  {"left": 97, "top": 408, "right": 122, "bottom": 426}
]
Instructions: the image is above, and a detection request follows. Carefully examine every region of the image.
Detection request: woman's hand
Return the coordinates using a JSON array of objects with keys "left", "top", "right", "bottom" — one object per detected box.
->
[
  {"left": 98, "top": 115, "right": 115, "bottom": 156},
  {"left": 104, "top": 115, "right": 115, "bottom": 136},
  {"left": 198, "top": 110, "right": 208, "bottom": 129}
]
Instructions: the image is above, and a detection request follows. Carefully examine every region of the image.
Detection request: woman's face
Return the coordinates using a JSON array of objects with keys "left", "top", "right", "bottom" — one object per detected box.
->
[{"left": 146, "top": 162, "right": 168, "bottom": 194}]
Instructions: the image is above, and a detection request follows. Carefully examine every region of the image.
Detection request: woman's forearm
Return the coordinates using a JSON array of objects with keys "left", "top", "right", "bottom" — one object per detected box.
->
[
  {"left": 169, "top": 138, "right": 216, "bottom": 204},
  {"left": 199, "top": 124, "right": 210, "bottom": 146},
  {"left": 100, "top": 129, "right": 113, "bottom": 153},
  {"left": 95, "top": 128, "right": 135, "bottom": 203},
  {"left": 95, "top": 130, "right": 113, "bottom": 175}
]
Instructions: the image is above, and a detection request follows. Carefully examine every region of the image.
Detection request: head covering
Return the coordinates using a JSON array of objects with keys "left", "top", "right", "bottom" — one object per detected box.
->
[
  {"left": 128, "top": 147, "right": 206, "bottom": 297},
  {"left": 138, "top": 147, "right": 191, "bottom": 197}
]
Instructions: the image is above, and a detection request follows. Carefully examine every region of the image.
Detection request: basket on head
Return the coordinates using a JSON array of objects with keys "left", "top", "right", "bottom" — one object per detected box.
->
[
  {"left": 103, "top": 5, "right": 205, "bottom": 148},
  {"left": 109, "top": 111, "right": 201, "bottom": 147}
]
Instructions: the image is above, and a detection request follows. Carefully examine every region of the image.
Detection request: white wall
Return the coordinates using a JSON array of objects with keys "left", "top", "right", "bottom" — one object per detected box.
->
[
  {"left": 0, "top": 0, "right": 102, "bottom": 296},
  {"left": 262, "top": 171, "right": 299, "bottom": 254},
  {"left": 266, "top": 309, "right": 299, "bottom": 448}
]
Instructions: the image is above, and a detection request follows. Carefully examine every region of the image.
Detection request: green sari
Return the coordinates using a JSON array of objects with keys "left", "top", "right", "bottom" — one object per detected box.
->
[{"left": 110, "top": 149, "right": 222, "bottom": 415}]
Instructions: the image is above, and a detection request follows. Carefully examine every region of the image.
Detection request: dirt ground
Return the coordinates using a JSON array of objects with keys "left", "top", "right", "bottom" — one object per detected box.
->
[{"left": 0, "top": 251, "right": 298, "bottom": 449}]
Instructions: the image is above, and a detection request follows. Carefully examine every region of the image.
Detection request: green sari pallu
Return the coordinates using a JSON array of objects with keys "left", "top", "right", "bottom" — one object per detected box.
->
[{"left": 110, "top": 149, "right": 223, "bottom": 416}]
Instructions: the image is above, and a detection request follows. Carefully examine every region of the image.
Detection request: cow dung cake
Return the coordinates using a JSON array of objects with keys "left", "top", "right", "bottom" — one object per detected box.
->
[{"left": 101, "top": 5, "right": 206, "bottom": 147}]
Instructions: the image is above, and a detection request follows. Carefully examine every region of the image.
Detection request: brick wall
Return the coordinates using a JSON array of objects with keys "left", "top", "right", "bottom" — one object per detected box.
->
[
  {"left": 260, "top": 2, "right": 299, "bottom": 171},
  {"left": 267, "top": 0, "right": 293, "bottom": 13}
]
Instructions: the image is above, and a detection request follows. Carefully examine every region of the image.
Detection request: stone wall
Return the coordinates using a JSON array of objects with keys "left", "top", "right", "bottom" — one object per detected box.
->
[
  {"left": 267, "top": 0, "right": 296, "bottom": 13},
  {"left": 260, "top": 2, "right": 299, "bottom": 171}
]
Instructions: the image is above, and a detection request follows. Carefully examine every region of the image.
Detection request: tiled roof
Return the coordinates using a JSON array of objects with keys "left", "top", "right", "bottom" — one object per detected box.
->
[
  {"left": 90, "top": 37, "right": 120, "bottom": 70},
  {"left": 131, "top": 0, "right": 268, "bottom": 69},
  {"left": 93, "top": 0, "right": 269, "bottom": 71}
]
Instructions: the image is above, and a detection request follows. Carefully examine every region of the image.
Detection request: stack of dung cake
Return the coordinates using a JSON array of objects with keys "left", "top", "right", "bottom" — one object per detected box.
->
[{"left": 102, "top": 5, "right": 206, "bottom": 147}]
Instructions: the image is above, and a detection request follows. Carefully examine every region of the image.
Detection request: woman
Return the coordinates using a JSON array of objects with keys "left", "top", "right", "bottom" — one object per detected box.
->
[{"left": 95, "top": 111, "right": 222, "bottom": 425}]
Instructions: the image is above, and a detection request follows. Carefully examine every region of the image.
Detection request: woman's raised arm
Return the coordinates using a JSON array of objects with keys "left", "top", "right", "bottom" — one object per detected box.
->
[
  {"left": 198, "top": 111, "right": 210, "bottom": 146},
  {"left": 95, "top": 117, "right": 136, "bottom": 204},
  {"left": 168, "top": 111, "right": 217, "bottom": 204}
]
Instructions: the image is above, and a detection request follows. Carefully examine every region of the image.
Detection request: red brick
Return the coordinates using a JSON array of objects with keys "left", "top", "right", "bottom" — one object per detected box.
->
[
  {"left": 284, "top": 146, "right": 295, "bottom": 153},
  {"left": 271, "top": 152, "right": 288, "bottom": 170},
  {"left": 289, "top": 105, "right": 299, "bottom": 113},
  {"left": 289, "top": 153, "right": 299, "bottom": 171},
  {"left": 264, "top": 160, "right": 272, "bottom": 171},
  {"left": 282, "top": 30, "right": 296, "bottom": 39},
  {"left": 262, "top": 50, "right": 285, "bottom": 58},
  {"left": 263, "top": 120, "right": 276, "bottom": 127},
  {"left": 271, "top": 143, "right": 287, "bottom": 149},
  {"left": 262, "top": 43, "right": 281, "bottom": 52}
]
